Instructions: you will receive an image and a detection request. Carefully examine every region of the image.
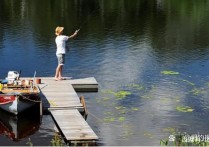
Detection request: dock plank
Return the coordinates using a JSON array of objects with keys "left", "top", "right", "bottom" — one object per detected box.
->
[
  {"left": 38, "top": 78, "right": 83, "bottom": 109},
  {"left": 69, "top": 77, "right": 98, "bottom": 92},
  {"left": 51, "top": 109, "right": 98, "bottom": 141}
]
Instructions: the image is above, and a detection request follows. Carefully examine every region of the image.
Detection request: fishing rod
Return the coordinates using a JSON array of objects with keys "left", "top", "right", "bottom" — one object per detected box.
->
[{"left": 76, "top": 5, "right": 101, "bottom": 31}]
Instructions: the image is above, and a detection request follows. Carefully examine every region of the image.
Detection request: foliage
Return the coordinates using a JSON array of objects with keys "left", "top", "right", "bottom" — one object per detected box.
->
[
  {"left": 182, "top": 80, "right": 195, "bottom": 86},
  {"left": 176, "top": 106, "right": 194, "bottom": 112},
  {"left": 26, "top": 138, "right": 33, "bottom": 146},
  {"left": 50, "top": 133, "right": 65, "bottom": 146},
  {"left": 114, "top": 91, "right": 132, "bottom": 100},
  {"left": 102, "top": 90, "right": 132, "bottom": 100}
]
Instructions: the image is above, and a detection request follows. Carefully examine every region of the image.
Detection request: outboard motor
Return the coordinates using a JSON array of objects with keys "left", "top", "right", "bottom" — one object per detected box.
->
[{"left": 6, "top": 71, "right": 20, "bottom": 84}]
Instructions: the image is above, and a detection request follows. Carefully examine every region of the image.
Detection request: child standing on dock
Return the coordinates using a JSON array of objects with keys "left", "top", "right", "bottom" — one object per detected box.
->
[{"left": 54, "top": 26, "right": 79, "bottom": 81}]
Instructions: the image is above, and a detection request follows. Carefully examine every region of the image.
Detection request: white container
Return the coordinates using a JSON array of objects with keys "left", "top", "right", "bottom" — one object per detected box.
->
[
  {"left": 7, "top": 71, "right": 20, "bottom": 80},
  {"left": 25, "top": 80, "right": 29, "bottom": 85},
  {"left": 8, "top": 79, "right": 14, "bottom": 84}
]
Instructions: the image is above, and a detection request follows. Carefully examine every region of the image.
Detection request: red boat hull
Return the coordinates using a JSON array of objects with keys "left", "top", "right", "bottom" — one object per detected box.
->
[{"left": 0, "top": 95, "right": 15, "bottom": 104}]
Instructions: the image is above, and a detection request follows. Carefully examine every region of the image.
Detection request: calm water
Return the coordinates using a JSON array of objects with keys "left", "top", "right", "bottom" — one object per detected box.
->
[{"left": 1, "top": 0, "right": 209, "bottom": 146}]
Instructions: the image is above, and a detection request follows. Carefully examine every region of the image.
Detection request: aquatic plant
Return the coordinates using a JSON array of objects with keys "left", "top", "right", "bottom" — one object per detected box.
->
[
  {"left": 127, "top": 84, "right": 144, "bottom": 91},
  {"left": 26, "top": 138, "right": 33, "bottom": 146},
  {"left": 143, "top": 132, "right": 153, "bottom": 139},
  {"left": 176, "top": 106, "right": 194, "bottom": 112},
  {"left": 102, "top": 97, "right": 110, "bottom": 101},
  {"left": 131, "top": 107, "right": 139, "bottom": 111},
  {"left": 114, "top": 91, "right": 132, "bottom": 100},
  {"left": 118, "top": 117, "right": 125, "bottom": 122},
  {"left": 103, "top": 117, "right": 115, "bottom": 122},
  {"left": 182, "top": 79, "right": 195, "bottom": 86},
  {"left": 101, "top": 89, "right": 131, "bottom": 100},
  {"left": 161, "top": 70, "right": 179, "bottom": 75},
  {"left": 104, "top": 111, "right": 114, "bottom": 115},
  {"left": 162, "top": 127, "right": 175, "bottom": 133},
  {"left": 115, "top": 106, "right": 126, "bottom": 110},
  {"left": 50, "top": 133, "right": 65, "bottom": 146},
  {"left": 101, "top": 89, "right": 115, "bottom": 94},
  {"left": 141, "top": 95, "right": 152, "bottom": 99},
  {"left": 190, "top": 88, "right": 205, "bottom": 95}
]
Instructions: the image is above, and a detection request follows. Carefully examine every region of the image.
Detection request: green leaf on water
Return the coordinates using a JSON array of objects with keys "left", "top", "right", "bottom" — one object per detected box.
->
[
  {"left": 102, "top": 97, "right": 110, "bottom": 101},
  {"left": 114, "top": 91, "right": 131, "bottom": 100},
  {"left": 115, "top": 106, "right": 122, "bottom": 110},
  {"left": 176, "top": 106, "right": 194, "bottom": 112},
  {"left": 104, "top": 117, "right": 115, "bottom": 122},
  {"left": 143, "top": 132, "right": 153, "bottom": 138},
  {"left": 96, "top": 98, "right": 101, "bottom": 103},
  {"left": 118, "top": 117, "right": 125, "bottom": 122},
  {"left": 127, "top": 84, "right": 144, "bottom": 90},
  {"left": 182, "top": 79, "right": 195, "bottom": 86},
  {"left": 161, "top": 70, "right": 179, "bottom": 75},
  {"left": 104, "top": 111, "right": 114, "bottom": 115},
  {"left": 102, "top": 90, "right": 115, "bottom": 94},
  {"left": 141, "top": 95, "right": 151, "bottom": 99},
  {"left": 119, "top": 110, "right": 127, "bottom": 114},
  {"left": 131, "top": 107, "right": 139, "bottom": 111},
  {"left": 102, "top": 90, "right": 131, "bottom": 100},
  {"left": 163, "top": 127, "right": 175, "bottom": 133},
  {"left": 190, "top": 88, "right": 205, "bottom": 95}
]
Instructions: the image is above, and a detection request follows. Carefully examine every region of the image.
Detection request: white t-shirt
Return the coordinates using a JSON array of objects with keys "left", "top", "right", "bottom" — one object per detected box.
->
[{"left": 55, "top": 35, "right": 69, "bottom": 55}]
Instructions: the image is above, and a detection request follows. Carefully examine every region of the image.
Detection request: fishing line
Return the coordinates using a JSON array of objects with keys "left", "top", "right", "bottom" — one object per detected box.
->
[
  {"left": 88, "top": 111, "right": 124, "bottom": 128},
  {"left": 77, "top": 5, "right": 101, "bottom": 31}
]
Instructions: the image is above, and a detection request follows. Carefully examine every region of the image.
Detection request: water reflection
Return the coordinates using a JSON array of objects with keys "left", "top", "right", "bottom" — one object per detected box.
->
[
  {"left": 1, "top": 0, "right": 209, "bottom": 146},
  {"left": 0, "top": 108, "right": 41, "bottom": 142}
]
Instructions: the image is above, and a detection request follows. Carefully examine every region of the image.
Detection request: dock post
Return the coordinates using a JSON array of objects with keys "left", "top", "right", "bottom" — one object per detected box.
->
[{"left": 80, "top": 96, "right": 88, "bottom": 120}]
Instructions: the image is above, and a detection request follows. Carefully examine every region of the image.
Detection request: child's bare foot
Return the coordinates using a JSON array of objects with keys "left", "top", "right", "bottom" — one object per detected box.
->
[
  {"left": 54, "top": 77, "right": 60, "bottom": 81},
  {"left": 59, "top": 77, "right": 66, "bottom": 80}
]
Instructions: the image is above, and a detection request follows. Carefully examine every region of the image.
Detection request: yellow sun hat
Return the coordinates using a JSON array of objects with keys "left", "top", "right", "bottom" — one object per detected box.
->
[{"left": 55, "top": 26, "right": 64, "bottom": 36}]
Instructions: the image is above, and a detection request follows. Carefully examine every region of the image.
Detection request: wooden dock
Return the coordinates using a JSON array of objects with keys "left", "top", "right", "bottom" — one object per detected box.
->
[
  {"left": 27, "top": 77, "right": 98, "bottom": 142},
  {"left": 51, "top": 109, "right": 98, "bottom": 141}
]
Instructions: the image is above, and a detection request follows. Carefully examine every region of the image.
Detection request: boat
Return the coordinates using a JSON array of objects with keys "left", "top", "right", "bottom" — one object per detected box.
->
[
  {"left": 0, "top": 85, "right": 41, "bottom": 115},
  {"left": 0, "top": 109, "right": 41, "bottom": 141},
  {"left": 0, "top": 71, "right": 41, "bottom": 115}
]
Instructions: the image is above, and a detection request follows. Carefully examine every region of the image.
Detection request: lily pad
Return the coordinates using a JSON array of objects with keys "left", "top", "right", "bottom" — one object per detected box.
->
[
  {"left": 102, "top": 90, "right": 115, "bottom": 94},
  {"left": 115, "top": 106, "right": 123, "bottom": 110},
  {"left": 104, "top": 117, "right": 115, "bottom": 122},
  {"left": 161, "top": 70, "right": 179, "bottom": 75},
  {"left": 127, "top": 84, "right": 144, "bottom": 90},
  {"left": 163, "top": 127, "right": 175, "bottom": 133},
  {"left": 176, "top": 106, "right": 194, "bottom": 112},
  {"left": 182, "top": 80, "right": 195, "bottom": 86},
  {"left": 102, "top": 90, "right": 131, "bottom": 100},
  {"left": 118, "top": 117, "right": 125, "bottom": 122},
  {"left": 104, "top": 111, "right": 114, "bottom": 115},
  {"left": 119, "top": 109, "right": 127, "bottom": 114},
  {"left": 190, "top": 88, "right": 205, "bottom": 95},
  {"left": 131, "top": 107, "right": 139, "bottom": 111},
  {"left": 102, "top": 97, "right": 110, "bottom": 101},
  {"left": 114, "top": 91, "right": 131, "bottom": 100}
]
